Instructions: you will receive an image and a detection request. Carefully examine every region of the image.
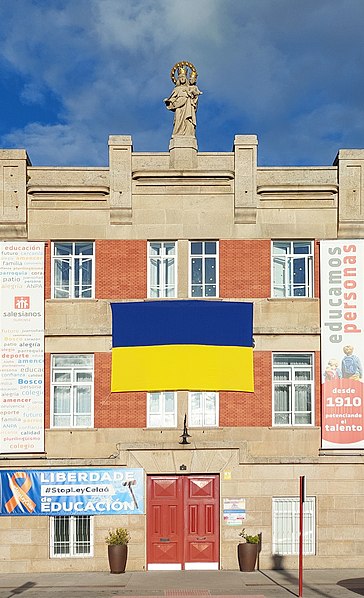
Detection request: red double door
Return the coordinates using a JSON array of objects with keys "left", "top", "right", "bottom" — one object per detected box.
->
[{"left": 147, "top": 474, "right": 219, "bottom": 570}]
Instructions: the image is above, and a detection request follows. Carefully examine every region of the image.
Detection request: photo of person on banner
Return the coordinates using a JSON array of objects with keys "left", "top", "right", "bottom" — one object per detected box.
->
[
  {"left": 324, "top": 359, "right": 342, "bottom": 381},
  {"left": 341, "top": 345, "right": 363, "bottom": 380}
]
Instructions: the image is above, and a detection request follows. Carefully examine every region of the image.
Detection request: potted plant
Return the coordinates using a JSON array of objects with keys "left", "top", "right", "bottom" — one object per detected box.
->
[
  {"left": 105, "top": 527, "right": 130, "bottom": 574},
  {"left": 237, "top": 528, "right": 260, "bottom": 572}
]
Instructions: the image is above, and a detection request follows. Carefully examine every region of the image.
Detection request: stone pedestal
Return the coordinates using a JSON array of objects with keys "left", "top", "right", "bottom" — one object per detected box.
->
[{"left": 169, "top": 136, "right": 198, "bottom": 170}]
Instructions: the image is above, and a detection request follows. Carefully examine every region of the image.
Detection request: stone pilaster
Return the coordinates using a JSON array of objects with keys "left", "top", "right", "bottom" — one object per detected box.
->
[
  {"left": 234, "top": 135, "right": 258, "bottom": 224},
  {"left": 108, "top": 135, "right": 132, "bottom": 225},
  {"left": 335, "top": 149, "right": 364, "bottom": 237},
  {"left": 0, "top": 149, "right": 30, "bottom": 238}
]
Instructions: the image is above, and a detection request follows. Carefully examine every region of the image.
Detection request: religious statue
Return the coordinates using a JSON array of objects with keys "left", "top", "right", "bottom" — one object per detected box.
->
[{"left": 164, "top": 62, "right": 202, "bottom": 138}]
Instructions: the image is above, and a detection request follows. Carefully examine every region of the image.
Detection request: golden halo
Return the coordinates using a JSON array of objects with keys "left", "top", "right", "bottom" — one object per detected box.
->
[{"left": 170, "top": 61, "right": 197, "bottom": 84}]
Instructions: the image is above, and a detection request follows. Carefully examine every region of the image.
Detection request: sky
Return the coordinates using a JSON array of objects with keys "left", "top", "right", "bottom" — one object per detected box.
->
[{"left": 1, "top": 0, "right": 364, "bottom": 167}]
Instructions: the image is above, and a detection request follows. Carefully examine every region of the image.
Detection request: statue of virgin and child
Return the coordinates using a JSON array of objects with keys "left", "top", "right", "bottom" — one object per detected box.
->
[{"left": 164, "top": 62, "right": 202, "bottom": 138}]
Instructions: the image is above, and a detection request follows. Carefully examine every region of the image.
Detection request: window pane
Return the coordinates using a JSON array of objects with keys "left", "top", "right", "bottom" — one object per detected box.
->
[
  {"left": 191, "top": 285, "right": 203, "bottom": 297},
  {"left": 274, "top": 371, "right": 290, "bottom": 381},
  {"left": 75, "top": 516, "right": 91, "bottom": 554},
  {"left": 165, "top": 242, "right": 175, "bottom": 255},
  {"left": 272, "top": 241, "right": 312, "bottom": 298},
  {"left": 53, "top": 242, "right": 94, "bottom": 299},
  {"left": 165, "top": 393, "right": 175, "bottom": 413},
  {"left": 205, "top": 258, "right": 216, "bottom": 283},
  {"left": 149, "top": 242, "right": 162, "bottom": 256},
  {"left": 191, "top": 242, "right": 202, "bottom": 255},
  {"left": 273, "top": 498, "right": 315, "bottom": 555},
  {"left": 274, "top": 386, "right": 290, "bottom": 411},
  {"left": 53, "top": 517, "right": 70, "bottom": 555},
  {"left": 54, "top": 371, "right": 71, "bottom": 383},
  {"left": 165, "top": 258, "right": 175, "bottom": 287},
  {"left": 189, "top": 392, "right": 218, "bottom": 427},
  {"left": 147, "top": 392, "right": 176, "bottom": 427},
  {"left": 273, "top": 242, "right": 290, "bottom": 255},
  {"left": 75, "top": 242, "right": 93, "bottom": 255},
  {"left": 295, "top": 413, "right": 311, "bottom": 424},
  {"left": 273, "top": 353, "right": 313, "bottom": 427},
  {"left": 54, "top": 259, "right": 71, "bottom": 298},
  {"left": 274, "top": 413, "right": 290, "bottom": 425},
  {"left": 293, "top": 242, "right": 310, "bottom": 254},
  {"left": 75, "top": 387, "right": 91, "bottom": 413},
  {"left": 295, "top": 386, "right": 311, "bottom": 411},
  {"left": 54, "top": 243, "right": 73, "bottom": 256},
  {"left": 192, "top": 258, "right": 203, "bottom": 283},
  {"left": 52, "top": 355, "right": 93, "bottom": 429},
  {"left": 205, "top": 285, "right": 217, "bottom": 297},
  {"left": 51, "top": 516, "right": 91, "bottom": 557},
  {"left": 148, "top": 242, "right": 176, "bottom": 298},
  {"left": 53, "top": 355, "right": 92, "bottom": 367},
  {"left": 76, "top": 372, "right": 93, "bottom": 382},
  {"left": 53, "top": 387, "right": 71, "bottom": 413},
  {"left": 205, "top": 241, "right": 216, "bottom": 254}
]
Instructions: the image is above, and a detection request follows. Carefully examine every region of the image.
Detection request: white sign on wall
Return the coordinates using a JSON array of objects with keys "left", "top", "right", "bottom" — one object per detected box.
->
[
  {"left": 321, "top": 240, "right": 364, "bottom": 449},
  {"left": 0, "top": 242, "right": 45, "bottom": 453}
]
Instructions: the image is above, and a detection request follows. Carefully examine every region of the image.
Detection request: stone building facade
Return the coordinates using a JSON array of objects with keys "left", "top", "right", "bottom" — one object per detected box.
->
[{"left": 0, "top": 134, "right": 364, "bottom": 573}]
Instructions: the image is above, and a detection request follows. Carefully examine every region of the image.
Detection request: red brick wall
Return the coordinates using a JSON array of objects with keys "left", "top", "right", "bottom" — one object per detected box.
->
[
  {"left": 219, "top": 240, "right": 271, "bottom": 298},
  {"left": 220, "top": 352, "right": 271, "bottom": 426},
  {"left": 95, "top": 240, "right": 147, "bottom": 299},
  {"left": 94, "top": 353, "right": 146, "bottom": 428}
]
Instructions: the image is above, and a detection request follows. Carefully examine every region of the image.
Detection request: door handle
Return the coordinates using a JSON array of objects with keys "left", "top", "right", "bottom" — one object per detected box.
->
[{"left": 196, "top": 536, "right": 206, "bottom": 540}]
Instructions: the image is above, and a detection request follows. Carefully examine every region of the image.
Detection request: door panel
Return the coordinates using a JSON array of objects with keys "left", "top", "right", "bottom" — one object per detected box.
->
[
  {"left": 147, "top": 476, "right": 183, "bottom": 567},
  {"left": 184, "top": 475, "right": 219, "bottom": 567},
  {"left": 147, "top": 474, "right": 219, "bottom": 570}
]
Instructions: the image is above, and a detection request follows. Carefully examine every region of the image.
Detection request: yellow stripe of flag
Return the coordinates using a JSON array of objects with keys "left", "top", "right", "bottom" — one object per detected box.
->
[{"left": 111, "top": 344, "right": 254, "bottom": 392}]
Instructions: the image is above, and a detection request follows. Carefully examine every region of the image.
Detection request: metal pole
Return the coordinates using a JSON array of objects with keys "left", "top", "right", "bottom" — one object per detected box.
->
[{"left": 299, "top": 475, "right": 305, "bottom": 597}]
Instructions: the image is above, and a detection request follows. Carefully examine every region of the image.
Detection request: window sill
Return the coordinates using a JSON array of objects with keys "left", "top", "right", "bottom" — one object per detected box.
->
[
  {"left": 268, "top": 297, "right": 317, "bottom": 302},
  {"left": 48, "top": 427, "right": 96, "bottom": 431},
  {"left": 269, "top": 425, "right": 319, "bottom": 430}
]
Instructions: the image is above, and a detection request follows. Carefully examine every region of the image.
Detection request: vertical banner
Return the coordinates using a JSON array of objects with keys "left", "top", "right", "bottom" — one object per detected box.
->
[
  {"left": 321, "top": 240, "right": 364, "bottom": 448},
  {"left": 0, "top": 242, "right": 45, "bottom": 453}
]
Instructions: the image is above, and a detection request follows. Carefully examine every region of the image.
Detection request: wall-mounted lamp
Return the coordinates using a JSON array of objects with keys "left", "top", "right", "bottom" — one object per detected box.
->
[
  {"left": 179, "top": 413, "right": 191, "bottom": 445},
  {"left": 180, "top": 464, "right": 187, "bottom": 471}
]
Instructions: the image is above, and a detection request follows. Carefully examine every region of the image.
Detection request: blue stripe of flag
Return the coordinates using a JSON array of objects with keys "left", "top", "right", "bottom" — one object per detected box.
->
[{"left": 111, "top": 300, "right": 253, "bottom": 348}]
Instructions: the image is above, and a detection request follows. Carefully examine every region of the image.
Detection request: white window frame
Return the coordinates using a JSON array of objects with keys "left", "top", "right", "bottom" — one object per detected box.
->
[
  {"left": 272, "top": 497, "right": 316, "bottom": 555},
  {"left": 51, "top": 354, "right": 94, "bottom": 429},
  {"left": 271, "top": 241, "right": 313, "bottom": 298},
  {"left": 147, "top": 392, "right": 177, "bottom": 428},
  {"left": 147, "top": 241, "right": 177, "bottom": 298},
  {"left": 272, "top": 353, "right": 314, "bottom": 427},
  {"left": 188, "top": 392, "right": 219, "bottom": 427},
  {"left": 189, "top": 241, "right": 219, "bottom": 298},
  {"left": 50, "top": 516, "right": 93, "bottom": 558},
  {"left": 51, "top": 241, "right": 95, "bottom": 299}
]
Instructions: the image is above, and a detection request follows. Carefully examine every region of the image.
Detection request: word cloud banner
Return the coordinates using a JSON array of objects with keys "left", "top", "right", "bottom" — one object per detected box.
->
[
  {"left": 0, "top": 468, "right": 144, "bottom": 516},
  {"left": 0, "top": 242, "right": 44, "bottom": 453},
  {"left": 321, "top": 240, "right": 364, "bottom": 448}
]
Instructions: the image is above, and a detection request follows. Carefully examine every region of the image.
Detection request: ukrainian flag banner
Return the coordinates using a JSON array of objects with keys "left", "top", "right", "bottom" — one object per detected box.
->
[{"left": 111, "top": 300, "right": 254, "bottom": 392}]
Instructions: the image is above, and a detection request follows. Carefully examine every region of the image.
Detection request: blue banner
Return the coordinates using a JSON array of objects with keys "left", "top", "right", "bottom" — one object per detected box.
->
[{"left": 0, "top": 468, "right": 144, "bottom": 516}]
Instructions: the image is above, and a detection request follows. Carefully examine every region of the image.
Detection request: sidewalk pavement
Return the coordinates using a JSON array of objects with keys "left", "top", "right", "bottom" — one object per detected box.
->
[{"left": 0, "top": 568, "right": 364, "bottom": 598}]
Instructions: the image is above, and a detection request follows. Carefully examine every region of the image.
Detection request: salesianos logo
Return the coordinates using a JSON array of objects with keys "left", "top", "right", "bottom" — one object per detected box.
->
[{"left": 14, "top": 296, "right": 30, "bottom": 309}]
